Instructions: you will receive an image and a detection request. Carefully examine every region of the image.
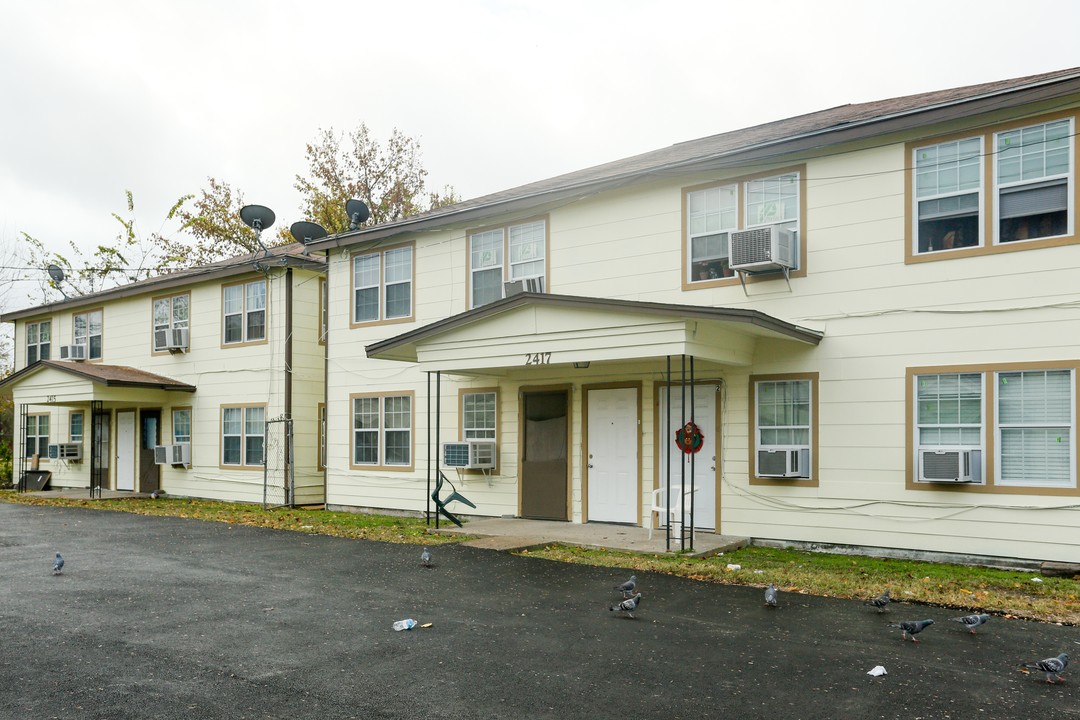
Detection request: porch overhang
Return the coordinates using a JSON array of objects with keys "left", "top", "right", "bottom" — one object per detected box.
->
[
  {"left": 365, "top": 293, "right": 823, "bottom": 374},
  {"left": 0, "top": 360, "right": 196, "bottom": 407}
]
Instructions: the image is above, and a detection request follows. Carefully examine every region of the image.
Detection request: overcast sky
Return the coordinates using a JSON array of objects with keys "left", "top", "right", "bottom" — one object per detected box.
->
[{"left": 2, "top": 0, "right": 1079, "bottom": 304}]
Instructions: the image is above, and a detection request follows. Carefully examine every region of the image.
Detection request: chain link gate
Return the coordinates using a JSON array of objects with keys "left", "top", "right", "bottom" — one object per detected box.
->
[{"left": 263, "top": 416, "right": 294, "bottom": 509}]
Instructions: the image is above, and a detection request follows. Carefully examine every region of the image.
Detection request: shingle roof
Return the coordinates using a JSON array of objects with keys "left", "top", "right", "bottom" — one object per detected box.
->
[
  {"left": 311, "top": 66, "right": 1080, "bottom": 247},
  {"left": 0, "top": 360, "right": 197, "bottom": 393},
  {"left": 2, "top": 242, "right": 324, "bottom": 321}
]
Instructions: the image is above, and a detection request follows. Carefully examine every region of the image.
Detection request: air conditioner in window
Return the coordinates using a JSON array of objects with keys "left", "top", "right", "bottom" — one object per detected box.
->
[
  {"left": 59, "top": 344, "right": 87, "bottom": 361},
  {"left": 757, "top": 447, "right": 810, "bottom": 478},
  {"left": 503, "top": 276, "right": 545, "bottom": 297},
  {"left": 47, "top": 444, "right": 60, "bottom": 460},
  {"left": 153, "top": 329, "right": 169, "bottom": 352},
  {"left": 918, "top": 448, "right": 981, "bottom": 483},
  {"left": 730, "top": 225, "right": 797, "bottom": 272},
  {"left": 442, "top": 440, "right": 497, "bottom": 469},
  {"left": 154, "top": 444, "right": 191, "bottom": 466},
  {"left": 166, "top": 328, "right": 189, "bottom": 352},
  {"left": 57, "top": 443, "right": 82, "bottom": 461}
]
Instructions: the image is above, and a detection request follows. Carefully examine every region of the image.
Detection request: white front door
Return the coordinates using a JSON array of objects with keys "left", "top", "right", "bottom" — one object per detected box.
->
[
  {"left": 659, "top": 385, "right": 719, "bottom": 530},
  {"left": 116, "top": 411, "right": 136, "bottom": 492},
  {"left": 587, "top": 387, "right": 638, "bottom": 523}
]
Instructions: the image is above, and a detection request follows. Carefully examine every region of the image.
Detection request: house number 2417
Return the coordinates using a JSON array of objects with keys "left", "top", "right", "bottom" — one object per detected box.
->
[{"left": 524, "top": 352, "right": 551, "bottom": 365}]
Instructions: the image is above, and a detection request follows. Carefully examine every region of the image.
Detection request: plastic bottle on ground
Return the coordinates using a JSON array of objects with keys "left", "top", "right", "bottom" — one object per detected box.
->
[{"left": 392, "top": 619, "right": 417, "bottom": 631}]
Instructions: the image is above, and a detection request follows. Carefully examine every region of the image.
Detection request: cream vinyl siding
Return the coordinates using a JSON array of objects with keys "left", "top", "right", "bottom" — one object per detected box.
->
[
  {"left": 325, "top": 101, "right": 1080, "bottom": 562},
  {"left": 7, "top": 267, "right": 326, "bottom": 503}
]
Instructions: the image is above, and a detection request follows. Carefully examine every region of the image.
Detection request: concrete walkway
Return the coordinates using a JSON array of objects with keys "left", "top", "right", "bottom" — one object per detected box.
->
[{"left": 436, "top": 516, "right": 749, "bottom": 557}]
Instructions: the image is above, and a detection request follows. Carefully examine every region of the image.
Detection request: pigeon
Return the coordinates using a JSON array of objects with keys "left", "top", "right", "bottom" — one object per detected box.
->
[
  {"left": 1020, "top": 652, "right": 1069, "bottom": 684},
  {"left": 764, "top": 583, "right": 778, "bottom": 608},
  {"left": 609, "top": 593, "right": 642, "bottom": 619},
  {"left": 950, "top": 613, "right": 990, "bottom": 634},
  {"left": 614, "top": 575, "right": 637, "bottom": 598},
  {"left": 150, "top": 489, "right": 165, "bottom": 499},
  {"left": 420, "top": 547, "right": 433, "bottom": 568},
  {"left": 889, "top": 619, "right": 935, "bottom": 643},
  {"left": 865, "top": 588, "right": 891, "bottom": 613},
  {"left": 52, "top": 552, "right": 64, "bottom": 575}
]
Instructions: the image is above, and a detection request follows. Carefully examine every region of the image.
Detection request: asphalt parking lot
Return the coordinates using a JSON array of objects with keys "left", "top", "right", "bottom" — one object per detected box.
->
[{"left": 2, "top": 502, "right": 1078, "bottom": 720}]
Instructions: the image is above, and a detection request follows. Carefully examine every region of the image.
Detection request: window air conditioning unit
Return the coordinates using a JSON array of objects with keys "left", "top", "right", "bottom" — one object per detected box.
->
[
  {"left": 730, "top": 225, "right": 797, "bottom": 272},
  {"left": 154, "top": 329, "right": 169, "bottom": 352},
  {"left": 918, "top": 448, "right": 981, "bottom": 483},
  {"left": 57, "top": 443, "right": 82, "bottom": 461},
  {"left": 442, "top": 440, "right": 497, "bottom": 470},
  {"left": 757, "top": 447, "right": 810, "bottom": 478},
  {"left": 47, "top": 444, "right": 60, "bottom": 460},
  {"left": 154, "top": 443, "right": 191, "bottom": 466},
  {"left": 503, "top": 276, "right": 545, "bottom": 297},
  {"left": 166, "top": 328, "right": 189, "bottom": 352},
  {"left": 59, "top": 344, "right": 87, "bottom": 361}
]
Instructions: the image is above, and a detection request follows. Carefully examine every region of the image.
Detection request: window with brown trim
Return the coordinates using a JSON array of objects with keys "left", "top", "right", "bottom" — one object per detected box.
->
[
  {"left": 907, "top": 111, "right": 1076, "bottom": 260},
  {"left": 73, "top": 309, "right": 103, "bottom": 360},
  {"left": 748, "top": 373, "right": 818, "bottom": 484},
  {"left": 319, "top": 277, "right": 328, "bottom": 344},
  {"left": 153, "top": 292, "right": 190, "bottom": 352},
  {"left": 221, "top": 404, "right": 265, "bottom": 467},
  {"left": 350, "top": 392, "right": 413, "bottom": 469},
  {"left": 222, "top": 279, "right": 266, "bottom": 345},
  {"left": 26, "top": 320, "right": 51, "bottom": 364},
  {"left": 25, "top": 413, "right": 50, "bottom": 460},
  {"left": 467, "top": 218, "right": 548, "bottom": 308},
  {"left": 351, "top": 244, "right": 413, "bottom": 325},
  {"left": 684, "top": 167, "right": 804, "bottom": 288}
]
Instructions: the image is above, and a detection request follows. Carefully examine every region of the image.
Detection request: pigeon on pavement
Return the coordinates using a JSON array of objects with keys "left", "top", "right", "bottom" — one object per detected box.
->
[
  {"left": 614, "top": 575, "right": 637, "bottom": 598},
  {"left": 610, "top": 593, "right": 642, "bottom": 619},
  {"left": 764, "top": 583, "right": 778, "bottom": 608},
  {"left": 950, "top": 613, "right": 990, "bottom": 634},
  {"left": 52, "top": 552, "right": 64, "bottom": 575},
  {"left": 889, "top": 619, "right": 935, "bottom": 642},
  {"left": 865, "top": 588, "right": 891, "bottom": 613},
  {"left": 420, "top": 547, "right": 433, "bottom": 568},
  {"left": 1020, "top": 652, "right": 1069, "bottom": 684}
]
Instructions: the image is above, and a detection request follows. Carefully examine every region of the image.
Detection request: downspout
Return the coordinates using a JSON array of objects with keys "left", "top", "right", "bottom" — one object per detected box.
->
[
  {"left": 284, "top": 268, "right": 293, "bottom": 503},
  {"left": 322, "top": 252, "right": 329, "bottom": 506}
]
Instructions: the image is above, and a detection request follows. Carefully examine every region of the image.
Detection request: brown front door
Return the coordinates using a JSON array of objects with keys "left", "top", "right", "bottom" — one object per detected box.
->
[
  {"left": 139, "top": 410, "right": 161, "bottom": 494},
  {"left": 520, "top": 390, "right": 569, "bottom": 520}
]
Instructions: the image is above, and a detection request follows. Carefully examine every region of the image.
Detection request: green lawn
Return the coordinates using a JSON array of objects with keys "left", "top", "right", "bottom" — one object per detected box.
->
[{"left": 3, "top": 491, "right": 1077, "bottom": 624}]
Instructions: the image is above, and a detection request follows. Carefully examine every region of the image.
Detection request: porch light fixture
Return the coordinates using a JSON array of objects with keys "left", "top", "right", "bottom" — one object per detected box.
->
[{"left": 573, "top": 362, "right": 590, "bottom": 369}]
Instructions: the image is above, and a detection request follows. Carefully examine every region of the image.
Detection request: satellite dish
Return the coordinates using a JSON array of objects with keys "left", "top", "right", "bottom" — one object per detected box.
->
[
  {"left": 47, "top": 265, "right": 65, "bottom": 284},
  {"left": 346, "top": 199, "right": 370, "bottom": 230},
  {"left": 290, "top": 221, "right": 328, "bottom": 245},
  {"left": 239, "top": 204, "right": 276, "bottom": 231}
]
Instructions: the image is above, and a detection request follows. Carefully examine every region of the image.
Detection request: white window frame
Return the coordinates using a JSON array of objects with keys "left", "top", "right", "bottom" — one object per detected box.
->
[
  {"left": 25, "top": 413, "right": 50, "bottom": 460},
  {"left": 223, "top": 279, "right": 266, "bottom": 345},
  {"left": 351, "top": 245, "right": 413, "bottom": 323},
  {"left": 69, "top": 411, "right": 84, "bottom": 444},
  {"left": 687, "top": 184, "right": 738, "bottom": 282},
  {"left": 755, "top": 379, "right": 812, "bottom": 451},
  {"left": 153, "top": 293, "right": 190, "bottom": 351},
  {"left": 221, "top": 405, "right": 265, "bottom": 467},
  {"left": 468, "top": 228, "right": 504, "bottom": 309},
  {"left": 462, "top": 391, "right": 497, "bottom": 440},
  {"left": 172, "top": 408, "right": 192, "bottom": 445},
  {"left": 468, "top": 219, "right": 547, "bottom": 308},
  {"left": 995, "top": 369, "right": 1074, "bottom": 488},
  {"left": 26, "top": 320, "right": 51, "bottom": 365},
  {"left": 73, "top": 309, "right": 103, "bottom": 360},
  {"left": 912, "top": 137, "right": 983, "bottom": 254},
  {"left": 351, "top": 394, "right": 412, "bottom": 468},
  {"left": 994, "top": 118, "right": 1073, "bottom": 244}
]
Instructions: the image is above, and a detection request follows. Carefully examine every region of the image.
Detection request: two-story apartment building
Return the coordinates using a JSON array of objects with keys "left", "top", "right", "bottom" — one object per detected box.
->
[
  {"left": 1, "top": 245, "right": 326, "bottom": 505},
  {"left": 306, "top": 67, "right": 1080, "bottom": 564}
]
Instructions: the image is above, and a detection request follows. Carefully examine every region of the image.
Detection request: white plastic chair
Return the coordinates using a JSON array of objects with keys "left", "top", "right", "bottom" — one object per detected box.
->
[{"left": 646, "top": 484, "right": 699, "bottom": 540}]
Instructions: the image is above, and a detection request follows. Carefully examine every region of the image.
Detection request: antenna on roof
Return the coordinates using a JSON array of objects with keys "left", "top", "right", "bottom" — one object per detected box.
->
[
  {"left": 46, "top": 264, "right": 69, "bottom": 299},
  {"left": 239, "top": 204, "right": 276, "bottom": 272},
  {"left": 346, "top": 199, "right": 370, "bottom": 230},
  {"left": 290, "top": 221, "right": 328, "bottom": 256}
]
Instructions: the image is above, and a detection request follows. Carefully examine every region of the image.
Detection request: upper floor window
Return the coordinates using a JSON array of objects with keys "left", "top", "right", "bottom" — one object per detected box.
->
[
  {"left": 223, "top": 279, "right": 266, "bottom": 345},
  {"left": 914, "top": 138, "right": 983, "bottom": 253},
  {"left": 352, "top": 244, "right": 413, "bottom": 325},
  {"left": 997, "top": 119, "right": 1071, "bottom": 243},
  {"left": 685, "top": 170, "right": 803, "bottom": 286},
  {"left": 351, "top": 393, "right": 412, "bottom": 468},
  {"left": 26, "top": 320, "right": 51, "bottom": 365},
  {"left": 909, "top": 114, "right": 1075, "bottom": 259},
  {"left": 73, "top": 309, "right": 103, "bottom": 360},
  {"left": 153, "top": 293, "right": 190, "bottom": 351},
  {"left": 318, "top": 403, "right": 327, "bottom": 470},
  {"left": 468, "top": 219, "right": 548, "bottom": 308},
  {"left": 319, "top": 278, "right": 328, "bottom": 343}
]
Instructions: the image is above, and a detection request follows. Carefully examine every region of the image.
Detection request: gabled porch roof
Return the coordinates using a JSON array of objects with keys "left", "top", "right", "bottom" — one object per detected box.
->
[
  {"left": 0, "top": 360, "right": 195, "bottom": 407},
  {"left": 365, "top": 293, "right": 823, "bottom": 375}
]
